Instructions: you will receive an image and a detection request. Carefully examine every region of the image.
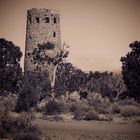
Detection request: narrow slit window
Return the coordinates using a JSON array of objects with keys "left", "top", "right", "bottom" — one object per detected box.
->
[
  {"left": 53, "top": 32, "right": 56, "bottom": 37},
  {"left": 29, "top": 17, "right": 32, "bottom": 24},
  {"left": 54, "top": 18, "right": 57, "bottom": 23},
  {"left": 29, "top": 35, "right": 32, "bottom": 39},
  {"left": 27, "top": 53, "right": 30, "bottom": 57},
  {"left": 45, "top": 17, "right": 50, "bottom": 23},
  {"left": 36, "top": 17, "right": 40, "bottom": 23}
]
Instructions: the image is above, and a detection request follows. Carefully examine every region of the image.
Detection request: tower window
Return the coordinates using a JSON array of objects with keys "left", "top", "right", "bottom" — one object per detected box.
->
[
  {"left": 29, "top": 35, "right": 32, "bottom": 39},
  {"left": 45, "top": 17, "right": 50, "bottom": 23},
  {"left": 29, "top": 17, "right": 32, "bottom": 24},
  {"left": 54, "top": 18, "right": 57, "bottom": 23},
  {"left": 27, "top": 53, "right": 31, "bottom": 57},
  {"left": 36, "top": 17, "right": 40, "bottom": 23},
  {"left": 53, "top": 32, "right": 56, "bottom": 37}
]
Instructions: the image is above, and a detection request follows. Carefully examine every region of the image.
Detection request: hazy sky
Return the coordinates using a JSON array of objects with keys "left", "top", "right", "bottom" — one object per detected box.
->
[{"left": 0, "top": 0, "right": 140, "bottom": 72}]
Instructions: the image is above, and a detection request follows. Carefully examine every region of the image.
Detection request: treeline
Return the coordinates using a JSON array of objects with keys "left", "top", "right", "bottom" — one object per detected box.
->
[
  {"left": 55, "top": 62, "right": 125, "bottom": 101},
  {"left": 0, "top": 38, "right": 140, "bottom": 112}
]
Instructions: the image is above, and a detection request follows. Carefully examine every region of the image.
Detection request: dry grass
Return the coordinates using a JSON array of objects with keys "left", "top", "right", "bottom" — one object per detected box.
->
[{"left": 34, "top": 119, "right": 140, "bottom": 140}]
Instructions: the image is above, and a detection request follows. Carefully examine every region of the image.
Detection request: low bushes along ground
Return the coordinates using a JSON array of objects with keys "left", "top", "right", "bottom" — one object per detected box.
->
[
  {"left": 0, "top": 95, "right": 41, "bottom": 139},
  {"left": 120, "top": 105, "right": 140, "bottom": 117}
]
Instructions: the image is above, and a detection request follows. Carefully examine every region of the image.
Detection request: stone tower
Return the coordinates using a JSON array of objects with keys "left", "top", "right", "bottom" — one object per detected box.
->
[{"left": 24, "top": 8, "right": 62, "bottom": 81}]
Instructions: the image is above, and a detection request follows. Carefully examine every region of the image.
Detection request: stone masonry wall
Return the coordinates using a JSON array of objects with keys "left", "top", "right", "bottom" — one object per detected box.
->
[{"left": 24, "top": 8, "right": 62, "bottom": 81}]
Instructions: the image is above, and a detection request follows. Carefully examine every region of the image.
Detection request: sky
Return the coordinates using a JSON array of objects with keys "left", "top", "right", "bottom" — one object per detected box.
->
[{"left": 0, "top": 0, "right": 140, "bottom": 72}]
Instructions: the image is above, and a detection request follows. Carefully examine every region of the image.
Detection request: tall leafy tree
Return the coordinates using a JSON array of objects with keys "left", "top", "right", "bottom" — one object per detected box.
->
[
  {"left": 121, "top": 41, "right": 140, "bottom": 101},
  {"left": 55, "top": 62, "right": 86, "bottom": 95},
  {"left": 31, "top": 42, "right": 69, "bottom": 97},
  {"left": 0, "top": 38, "right": 22, "bottom": 95},
  {"left": 32, "top": 42, "right": 69, "bottom": 69}
]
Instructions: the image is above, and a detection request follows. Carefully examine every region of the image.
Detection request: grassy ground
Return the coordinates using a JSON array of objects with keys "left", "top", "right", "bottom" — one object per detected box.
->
[{"left": 34, "top": 119, "right": 140, "bottom": 140}]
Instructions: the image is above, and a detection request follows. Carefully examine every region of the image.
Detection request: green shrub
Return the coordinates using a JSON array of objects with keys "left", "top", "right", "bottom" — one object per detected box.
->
[
  {"left": 110, "top": 99, "right": 139, "bottom": 115},
  {"left": 70, "top": 101, "right": 100, "bottom": 120},
  {"left": 12, "top": 112, "right": 37, "bottom": 133},
  {"left": 0, "top": 94, "right": 17, "bottom": 111},
  {"left": 73, "top": 109, "right": 86, "bottom": 120},
  {"left": 111, "top": 102, "right": 121, "bottom": 114},
  {"left": 71, "top": 101, "right": 89, "bottom": 120},
  {"left": 16, "top": 71, "right": 51, "bottom": 112},
  {"left": 0, "top": 97, "right": 40, "bottom": 139},
  {"left": 86, "top": 93, "right": 110, "bottom": 114},
  {"left": 84, "top": 109, "right": 99, "bottom": 121},
  {"left": 70, "top": 101, "right": 89, "bottom": 112},
  {"left": 0, "top": 111, "right": 39, "bottom": 138},
  {"left": 46, "top": 100, "right": 70, "bottom": 115},
  {"left": 0, "top": 95, "right": 16, "bottom": 138},
  {"left": 120, "top": 105, "right": 140, "bottom": 117}
]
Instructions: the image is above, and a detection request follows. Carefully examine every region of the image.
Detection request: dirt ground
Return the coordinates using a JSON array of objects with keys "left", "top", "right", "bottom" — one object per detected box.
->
[{"left": 34, "top": 119, "right": 140, "bottom": 140}]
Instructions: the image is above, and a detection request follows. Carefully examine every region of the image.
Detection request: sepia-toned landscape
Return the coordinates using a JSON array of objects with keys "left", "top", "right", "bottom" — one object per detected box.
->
[{"left": 0, "top": 0, "right": 140, "bottom": 140}]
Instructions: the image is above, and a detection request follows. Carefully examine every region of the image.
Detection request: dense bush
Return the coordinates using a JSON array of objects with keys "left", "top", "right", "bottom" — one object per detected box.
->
[
  {"left": 86, "top": 93, "right": 110, "bottom": 114},
  {"left": 0, "top": 111, "right": 40, "bottom": 138},
  {"left": 16, "top": 71, "right": 51, "bottom": 112},
  {"left": 73, "top": 106, "right": 100, "bottom": 121},
  {"left": 70, "top": 101, "right": 100, "bottom": 121},
  {"left": 45, "top": 100, "right": 70, "bottom": 115},
  {"left": 0, "top": 95, "right": 18, "bottom": 138},
  {"left": 84, "top": 110, "right": 99, "bottom": 121},
  {"left": 73, "top": 109, "right": 86, "bottom": 120},
  {"left": 70, "top": 101, "right": 89, "bottom": 113},
  {"left": 120, "top": 105, "right": 140, "bottom": 117},
  {"left": 0, "top": 96, "right": 40, "bottom": 139},
  {"left": 109, "top": 99, "right": 140, "bottom": 116},
  {"left": 0, "top": 94, "right": 17, "bottom": 112},
  {"left": 70, "top": 101, "right": 89, "bottom": 120},
  {"left": 110, "top": 102, "right": 121, "bottom": 114}
]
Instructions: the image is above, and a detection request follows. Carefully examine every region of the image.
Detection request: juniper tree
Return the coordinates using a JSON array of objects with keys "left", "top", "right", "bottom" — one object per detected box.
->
[{"left": 121, "top": 41, "right": 140, "bottom": 101}]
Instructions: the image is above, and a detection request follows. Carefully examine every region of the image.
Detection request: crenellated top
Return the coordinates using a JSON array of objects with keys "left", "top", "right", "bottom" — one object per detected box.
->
[
  {"left": 27, "top": 8, "right": 60, "bottom": 25},
  {"left": 28, "top": 8, "right": 59, "bottom": 13}
]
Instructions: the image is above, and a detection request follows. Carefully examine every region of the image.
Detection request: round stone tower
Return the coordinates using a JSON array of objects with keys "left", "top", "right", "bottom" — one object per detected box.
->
[{"left": 24, "top": 8, "right": 62, "bottom": 81}]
